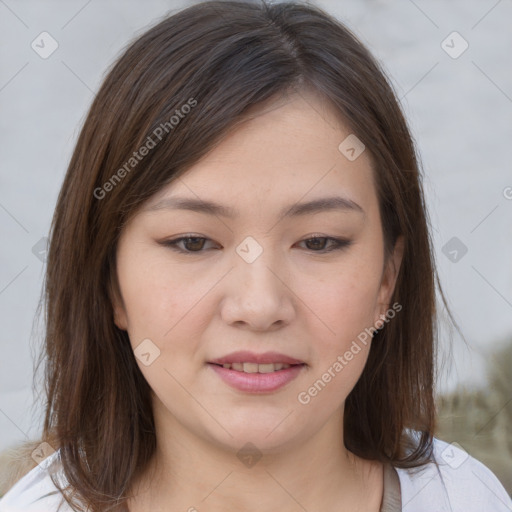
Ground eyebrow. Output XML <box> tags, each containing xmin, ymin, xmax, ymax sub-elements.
<box><xmin>144</xmin><ymin>195</ymin><xmax>365</xmax><ymax>219</ymax></box>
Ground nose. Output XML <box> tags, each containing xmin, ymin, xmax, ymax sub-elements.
<box><xmin>220</xmin><ymin>244</ymin><xmax>295</xmax><ymax>332</ymax></box>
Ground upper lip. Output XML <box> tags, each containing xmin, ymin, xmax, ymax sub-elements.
<box><xmin>209</xmin><ymin>351</ymin><xmax>304</xmax><ymax>365</ymax></box>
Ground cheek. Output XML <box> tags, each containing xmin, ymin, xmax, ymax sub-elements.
<box><xmin>302</xmin><ymin>258</ymin><xmax>382</xmax><ymax>349</ymax></box>
<box><xmin>117</xmin><ymin>245</ymin><xmax>219</xmax><ymax>368</ymax></box>
<box><xmin>116</xmin><ymin>246</ymin><xmax>186</xmax><ymax>339</ymax></box>
<box><xmin>304</xmin><ymin>247</ymin><xmax>385</xmax><ymax>402</ymax></box>
<box><xmin>297</xmin><ymin>275</ymin><xmax>378</xmax><ymax>412</ymax></box>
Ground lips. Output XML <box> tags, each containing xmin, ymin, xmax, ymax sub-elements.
<box><xmin>207</xmin><ymin>351</ymin><xmax>306</xmax><ymax>391</ymax></box>
<box><xmin>208</xmin><ymin>350</ymin><xmax>305</xmax><ymax>366</ymax></box>
<box><xmin>208</xmin><ymin>361</ymin><xmax>305</xmax><ymax>393</ymax></box>
<box><xmin>216</xmin><ymin>362</ymin><xmax>295</xmax><ymax>373</ymax></box>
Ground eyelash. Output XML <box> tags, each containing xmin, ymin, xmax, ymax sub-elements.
<box><xmin>161</xmin><ymin>234</ymin><xmax>352</xmax><ymax>255</ymax></box>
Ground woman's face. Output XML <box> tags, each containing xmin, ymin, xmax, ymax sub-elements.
<box><xmin>112</xmin><ymin>91</ymin><xmax>403</xmax><ymax>454</ymax></box>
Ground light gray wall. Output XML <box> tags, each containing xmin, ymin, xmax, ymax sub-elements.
<box><xmin>1</xmin><ymin>0</ymin><xmax>511</xmax><ymax>452</ymax></box>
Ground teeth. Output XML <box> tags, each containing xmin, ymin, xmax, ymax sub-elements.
<box><xmin>243</xmin><ymin>362</ymin><xmax>259</xmax><ymax>373</ymax></box>
<box><xmin>218</xmin><ymin>362</ymin><xmax>295</xmax><ymax>373</ymax></box>
<box><xmin>258</xmin><ymin>363</ymin><xmax>278</xmax><ymax>373</ymax></box>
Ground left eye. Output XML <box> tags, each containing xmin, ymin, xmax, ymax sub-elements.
<box><xmin>161</xmin><ymin>235</ymin><xmax>351</xmax><ymax>254</ymax></box>
<box><xmin>298</xmin><ymin>236</ymin><xmax>351</xmax><ymax>252</ymax></box>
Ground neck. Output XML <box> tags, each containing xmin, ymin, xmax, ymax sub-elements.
<box><xmin>127</xmin><ymin>399</ymin><xmax>383</xmax><ymax>512</ymax></box>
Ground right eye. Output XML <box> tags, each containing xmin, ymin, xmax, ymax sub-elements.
<box><xmin>161</xmin><ymin>235</ymin><xmax>219</xmax><ymax>254</ymax></box>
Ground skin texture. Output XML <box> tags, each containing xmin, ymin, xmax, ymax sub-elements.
<box><xmin>113</xmin><ymin>90</ymin><xmax>404</xmax><ymax>512</ymax></box>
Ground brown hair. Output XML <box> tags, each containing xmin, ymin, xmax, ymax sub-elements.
<box><xmin>27</xmin><ymin>0</ymin><xmax>456</xmax><ymax>510</ymax></box>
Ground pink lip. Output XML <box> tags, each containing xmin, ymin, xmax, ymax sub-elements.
<box><xmin>208</xmin><ymin>363</ymin><xmax>305</xmax><ymax>393</ymax></box>
<box><xmin>208</xmin><ymin>350</ymin><xmax>304</xmax><ymax>365</ymax></box>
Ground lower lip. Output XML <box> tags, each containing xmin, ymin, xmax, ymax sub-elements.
<box><xmin>208</xmin><ymin>363</ymin><xmax>305</xmax><ymax>393</ymax></box>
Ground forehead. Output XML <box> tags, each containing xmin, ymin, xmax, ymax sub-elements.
<box><xmin>143</xmin><ymin>91</ymin><xmax>377</xmax><ymax>220</ymax></box>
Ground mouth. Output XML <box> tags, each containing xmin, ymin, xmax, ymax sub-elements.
<box><xmin>207</xmin><ymin>361</ymin><xmax>306</xmax><ymax>393</ymax></box>
<box><xmin>208</xmin><ymin>362</ymin><xmax>306</xmax><ymax>373</ymax></box>
<box><xmin>207</xmin><ymin>351</ymin><xmax>306</xmax><ymax>392</ymax></box>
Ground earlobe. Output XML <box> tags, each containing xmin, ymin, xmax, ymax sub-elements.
<box><xmin>109</xmin><ymin>274</ymin><xmax>128</xmax><ymax>331</ymax></box>
<box><xmin>113</xmin><ymin>302</ymin><xmax>128</xmax><ymax>331</ymax></box>
<box><xmin>377</xmin><ymin>235</ymin><xmax>404</xmax><ymax>318</ymax></box>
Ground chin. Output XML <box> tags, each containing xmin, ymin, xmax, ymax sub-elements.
<box><xmin>204</xmin><ymin>421</ymin><xmax>301</xmax><ymax>456</ymax></box>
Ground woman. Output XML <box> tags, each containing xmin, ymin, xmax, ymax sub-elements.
<box><xmin>0</xmin><ymin>1</ymin><xmax>510</xmax><ymax>511</ymax></box>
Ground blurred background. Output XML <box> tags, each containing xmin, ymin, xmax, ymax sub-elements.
<box><xmin>0</xmin><ymin>0</ymin><xmax>511</xmax><ymax>496</ymax></box>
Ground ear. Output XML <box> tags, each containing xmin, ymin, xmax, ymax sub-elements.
<box><xmin>375</xmin><ymin>235</ymin><xmax>404</xmax><ymax>323</ymax></box>
<box><xmin>113</xmin><ymin>300</ymin><xmax>128</xmax><ymax>331</ymax></box>
<box><xmin>109</xmin><ymin>273</ymin><xmax>128</xmax><ymax>331</ymax></box>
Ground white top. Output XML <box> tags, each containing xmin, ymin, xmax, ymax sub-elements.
<box><xmin>0</xmin><ymin>437</ymin><xmax>510</xmax><ymax>511</ymax></box>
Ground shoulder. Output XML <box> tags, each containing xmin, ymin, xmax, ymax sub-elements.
<box><xmin>395</xmin><ymin>436</ymin><xmax>512</xmax><ymax>512</ymax></box>
<box><xmin>0</xmin><ymin>450</ymin><xmax>72</xmax><ymax>512</ymax></box>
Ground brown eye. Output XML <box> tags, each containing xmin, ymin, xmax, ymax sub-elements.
<box><xmin>162</xmin><ymin>236</ymin><xmax>217</xmax><ymax>254</ymax></box>
<box><xmin>298</xmin><ymin>236</ymin><xmax>351</xmax><ymax>253</ymax></box>
<box><xmin>161</xmin><ymin>235</ymin><xmax>351</xmax><ymax>255</ymax></box>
